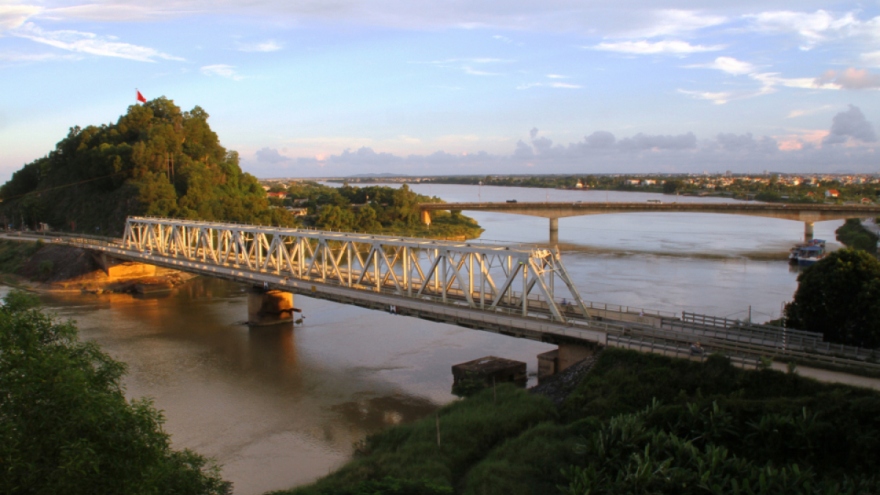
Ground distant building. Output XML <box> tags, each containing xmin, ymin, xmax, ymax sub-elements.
<box><xmin>825</xmin><ymin>189</ymin><xmax>840</xmax><ymax>199</ymax></box>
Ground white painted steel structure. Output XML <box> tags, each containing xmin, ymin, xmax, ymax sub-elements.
<box><xmin>122</xmin><ymin>216</ymin><xmax>591</xmax><ymax>323</ymax></box>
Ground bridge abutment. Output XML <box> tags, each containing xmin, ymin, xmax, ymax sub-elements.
<box><xmin>248</xmin><ymin>288</ymin><xmax>294</xmax><ymax>326</ymax></box>
<box><xmin>549</xmin><ymin>217</ymin><xmax>559</xmax><ymax>244</ymax></box>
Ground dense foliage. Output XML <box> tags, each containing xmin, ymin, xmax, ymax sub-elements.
<box><xmin>0</xmin><ymin>291</ymin><xmax>229</xmax><ymax>495</ymax></box>
<box><xmin>785</xmin><ymin>248</ymin><xmax>880</xmax><ymax>347</ymax></box>
<box><xmin>835</xmin><ymin>218</ymin><xmax>879</xmax><ymax>253</ymax></box>
<box><xmin>276</xmin><ymin>349</ymin><xmax>880</xmax><ymax>494</ymax></box>
<box><xmin>0</xmin><ymin>98</ymin><xmax>293</xmax><ymax>235</ymax></box>
<box><xmin>285</xmin><ymin>182</ymin><xmax>483</xmax><ymax>239</ymax></box>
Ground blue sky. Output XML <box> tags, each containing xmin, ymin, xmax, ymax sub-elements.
<box><xmin>1</xmin><ymin>1</ymin><xmax>879</xmax><ymax>180</ymax></box>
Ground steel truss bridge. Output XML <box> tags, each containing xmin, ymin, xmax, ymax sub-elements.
<box><xmin>121</xmin><ymin>216</ymin><xmax>590</xmax><ymax>324</ymax></box>
<box><xmin>10</xmin><ymin>216</ymin><xmax>878</xmax><ymax>376</ymax></box>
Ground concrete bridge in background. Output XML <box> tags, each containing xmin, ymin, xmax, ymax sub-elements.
<box><xmin>419</xmin><ymin>201</ymin><xmax>880</xmax><ymax>243</ymax></box>
<box><xmin>8</xmin><ymin>214</ymin><xmax>880</xmax><ymax>380</ymax></box>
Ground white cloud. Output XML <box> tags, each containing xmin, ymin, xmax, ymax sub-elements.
<box><xmin>699</xmin><ymin>56</ymin><xmax>756</xmax><ymax>76</ymax></box>
<box><xmin>0</xmin><ymin>4</ymin><xmax>40</xmax><ymax>32</ymax></box>
<box><xmin>0</xmin><ymin>50</ymin><xmax>77</xmax><ymax>63</ymax></box>
<box><xmin>684</xmin><ymin>56</ymin><xmax>841</xmax><ymax>104</ymax></box>
<box><xmin>237</xmin><ymin>40</ymin><xmax>282</xmax><ymax>52</ymax></box>
<box><xmin>816</xmin><ymin>68</ymin><xmax>880</xmax><ymax>90</ymax></box>
<box><xmin>750</xmin><ymin>10</ymin><xmax>860</xmax><ymax>50</ymax></box>
<box><xmin>677</xmin><ymin>89</ymin><xmax>732</xmax><ymax>105</ymax></box>
<box><xmin>201</xmin><ymin>64</ymin><xmax>243</xmax><ymax>80</ymax></box>
<box><xmin>625</xmin><ymin>9</ymin><xmax>727</xmax><ymax>38</ymax></box>
<box><xmin>41</xmin><ymin>4</ymin><xmax>170</xmax><ymax>22</ymax></box>
<box><xmin>12</xmin><ymin>22</ymin><xmax>183</xmax><ymax>62</ymax></box>
<box><xmin>546</xmin><ymin>74</ymin><xmax>566</xmax><ymax>79</ymax></box>
<box><xmin>594</xmin><ymin>40</ymin><xmax>724</xmax><ymax>55</ymax></box>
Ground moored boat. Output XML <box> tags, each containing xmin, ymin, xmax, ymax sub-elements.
<box><xmin>794</xmin><ymin>239</ymin><xmax>826</xmax><ymax>266</ymax></box>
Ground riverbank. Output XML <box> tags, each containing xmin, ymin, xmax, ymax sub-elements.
<box><xmin>0</xmin><ymin>239</ymin><xmax>195</xmax><ymax>294</ymax></box>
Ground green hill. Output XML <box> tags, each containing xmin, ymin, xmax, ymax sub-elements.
<box><xmin>1</xmin><ymin>98</ymin><xmax>293</xmax><ymax>235</ymax></box>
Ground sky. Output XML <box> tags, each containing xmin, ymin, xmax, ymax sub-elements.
<box><xmin>1</xmin><ymin>1</ymin><xmax>879</xmax><ymax>180</ymax></box>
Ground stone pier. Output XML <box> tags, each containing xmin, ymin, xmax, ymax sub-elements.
<box><xmin>247</xmin><ymin>288</ymin><xmax>295</xmax><ymax>326</ymax></box>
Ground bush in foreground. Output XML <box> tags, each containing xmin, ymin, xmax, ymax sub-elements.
<box><xmin>0</xmin><ymin>291</ymin><xmax>229</xmax><ymax>495</ymax></box>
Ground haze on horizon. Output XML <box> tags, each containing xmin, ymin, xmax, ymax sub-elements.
<box><xmin>1</xmin><ymin>0</ymin><xmax>878</xmax><ymax>182</ymax></box>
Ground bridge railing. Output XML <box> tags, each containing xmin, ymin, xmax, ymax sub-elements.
<box><xmin>682</xmin><ymin>311</ymin><xmax>879</xmax><ymax>362</ymax></box>
<box><xmin>607</xmin><ymin>334</ymin><xmax>761</xmax><ymax>370</ymax></box>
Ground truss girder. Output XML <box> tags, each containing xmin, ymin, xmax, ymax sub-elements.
<box><xmin>121</xmin><ymin>216</ymin><xmax>587</xmax><ymax>323</ymax></box>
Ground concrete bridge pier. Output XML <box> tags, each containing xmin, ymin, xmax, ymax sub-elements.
<box><xmin>538</xmin><ymin>341</ymin><xmax>601</xmax><ymax>381</ymax></box>
<box><xmin>248</xmin><ymin>287</ymin><xmax>295</xmax><ymax>326</ymax></box>
<box><xmin>420</xmin><ymin>209</ymin><xmax>432</xmax><ymax>226</ymax></box>
<box><xmin>549</xmin><ymin>217</ymin><xmax>559</xmax><ymax>245</ymax></box>
<box><xmin>804</xmin><ymin>221</ymin><xmax>814</xmax><ymax>242</ymax></box>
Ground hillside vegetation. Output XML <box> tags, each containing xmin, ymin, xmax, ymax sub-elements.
<box><xmin>0</xmin><ymin>98</ymin><xmax>293</xmax><ymax>235</ymax></box>
<box><xmin>279</xmin><ymin>181</ymin><xmax>483</xmax><ymax>239</ymax></box>
<box><xmin>276</xmin><ymin>349</ymin><xmax>880</xmax><ymax>495</ymax></box>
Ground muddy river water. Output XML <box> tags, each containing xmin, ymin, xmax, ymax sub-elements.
<box><xmin>7</xmin><ymin>185</ymin><xmax>845</xmax><ymax>494</ymax></box>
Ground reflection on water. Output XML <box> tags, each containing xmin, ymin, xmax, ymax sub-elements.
<box><xmin>1</xmin><ymin>185</ymin><xmax>846</xmax><ymax>494</ymax></box>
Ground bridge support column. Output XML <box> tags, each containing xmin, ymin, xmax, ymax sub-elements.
<box><xmin>549</xmin><ymin>217</ymin><xmax>559</xmax><ymax>245</ymax></box>
<box><xmin>248</xmin><ymin>288</ymin><xmax>294</xmax><ymax>326</ymax></box>
<box><xmin>420</xmin><ymin>209</ymin><xmax>432</xmax><ymax>226</ymax></box>
<box><xmin>804</xmin><ymin>221</ymin><xmax>814</xmax><ymax>242</ymax></box>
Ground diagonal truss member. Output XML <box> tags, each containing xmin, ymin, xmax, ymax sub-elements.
<box><xmin>123</xmin><ymin>216</ymin><xmax>591</xmax><ymax>323</ymax></box>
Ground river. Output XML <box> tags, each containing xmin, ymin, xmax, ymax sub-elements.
<box><xmin>5</xmin><ymin>184</ymin><xmax>845</xmax><ymax>494</ymax></box>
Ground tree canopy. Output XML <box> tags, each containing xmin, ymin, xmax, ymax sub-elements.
<box><xmin>785</xmin><ymin>248</ymin><xmax>880</xmax><ymax>347</ymax></box>
<box><xmin>0</xmin><ymin>290</ymin><xmax>229</xmax><ymax>494</ymax></box>
<box><xmin>0</xmin><ymin>98</ymin><xmax>293</xmax><ymax>235</ymax></box>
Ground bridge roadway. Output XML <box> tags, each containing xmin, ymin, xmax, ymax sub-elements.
<box><xmin>419</xmin><ymin>201</ymin><xmax>880</xmax><ymax>243</ymax></box>
<box><xmin>7</xmin><ymin>217</ymin><xmax>880</xmax><ymax>380</ymax></box>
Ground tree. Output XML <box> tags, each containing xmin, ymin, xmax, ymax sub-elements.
<box><xmin>0</xmin><ymin>291</ymin><xmax>230</xmax><ymax>495</ymax></box>
<box><xmin>785</xmin><ymin>249</ymin><xmax>880</xmax><ymax>347</ymax></box>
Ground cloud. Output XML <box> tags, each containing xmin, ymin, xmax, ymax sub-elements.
<box><xmin>697</xmin><ymin>56</ymin><xmax>756</xmax><ymax>76</ymax></box>
<box><xmin>677</xmin><ymin>89</ymin><xmax>733</xmax><ymax>105</ymax></box>
<box><xmin>593</xmin><ymin>40</ymin><xmax>723</xmax><ymax>55</ymax></box>
<box><xmin>11</xmin><ymin>22</ymin><xmax>182</xmax><ymax>62</ymax></box>
<box><xmin>683</xmin><ymin>56</ymin><xmax>839</xmax><ymax>104</ymax></box>
<box><xmin>583</xmin><ymin>131</ymin><xmax>615</xmax><ymax>148</ymax></box>
<box><xmin>201</xmin><ymin>64</ymin><xmax>243</xmax><ymax>80</ymax></box>
<box><xmin>242</xmin><ymin>125</ymin><xmax>880</xmax><ymax>178</ymax></box>
<box><xmin>256</xmin><ymin>147</ymin><xmax>291</xmax><ymax>164</ymax></box>
<box><xmin>617</xmin><ymin>132</ymin><xmax>697</xmax><ymax>151</ymax></box>
<box><xmin>815</xmin><ymin>68</ymin><xmax>880</xmax><ymax>90</ymax></box>
<box><xmin>0</xmin><ymin>4</ymin><xmax>40</xmax><ymax>32</ymax></box>
<box><xmin>41</xmin><ymin>4</ymin><xmax>170</xmax><ymax>22</ymax></box>
<box><xmin>749</xmin><ymin>10</ymin><xmax>860</xmax><ymax>50</ymax></box>
<box><xmin>237</xmin><ymin>40</ymin><xmax>282</xmax><ymax>52</ymax></box>
<box><xmin>625</xmin><ymin>9</ymin><xmax>727</xmax><ymax>38</ymax></box>
<box><xmin>716</xmin><ymin>133</ymin><xmax>778</xmax><ymax>153</ymax></box>
<box><xmin>823</xmin><ymin>105</ymin><xmax>877</xmax><ymax>145</ymax></box>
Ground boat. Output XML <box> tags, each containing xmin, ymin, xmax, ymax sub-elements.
<box><xmin>793</xmin><ymin>239</ymin><xmax>826</xmax><ymax>266</ymax></box>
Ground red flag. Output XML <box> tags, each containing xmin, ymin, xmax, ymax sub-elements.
<box><xmin>136</xmin><ymin>90</ymin><xmax>146</xmax><ymax>103</ymax></box>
